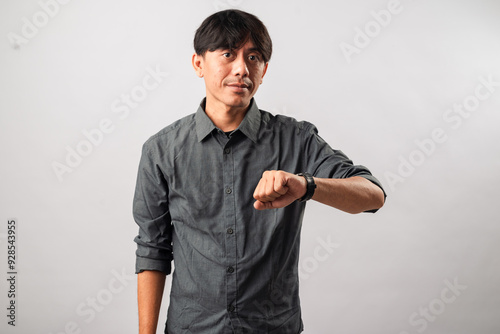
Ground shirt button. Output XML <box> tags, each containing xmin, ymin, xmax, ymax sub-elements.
<box><xmin>228</xmin><ymin>304</ymin><xmax>235</xmax><ymax>312</ymax></box>
<box><xmin>227</xmin><ymin>266</ymin><xmax>234</xmax><ymax>273</ymax></box>
<box><xmin>227</xmin><ymin>227</ymin><xmax>234</xmax><ymax>234</ymax></box>
<box><xmin>225</xmin><ymin>188</ymin><xmax>232</xmax><ymax>194</ymax></box>
<box><xmin>224</xmin><ymin>148</ymin><xmax>231</xmax><ymax>154</ymax></box>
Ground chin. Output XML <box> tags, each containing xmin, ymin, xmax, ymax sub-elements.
<box><xmin>226</xmin><ymin>96</ymin><xmax>251</xmax><ymax>108</ymax></box>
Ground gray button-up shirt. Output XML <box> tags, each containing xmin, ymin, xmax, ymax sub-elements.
<box><xmin>133</xmin><ymin>98</ymin><xmax>385</xmax><ymax>334</ymax></box>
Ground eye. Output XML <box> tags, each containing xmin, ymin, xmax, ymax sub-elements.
<box><xmin>249</xmin><ymin>55</ymin><xmax>259</xmax><ymax>61</ymax></box>
<box><xmin>222</xmin><ymin>52</ymin><xmax>232</xmax><ymax>58</ymax></box>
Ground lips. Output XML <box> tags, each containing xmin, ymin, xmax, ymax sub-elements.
<box><xmin>226</xmin><ymin>80</ymin><xmax>252</xmax><ymax>92</ymax></box>
<box><xmin>227</xmin><ymin>83</ymin><xmax>249</xmax><ymax>89</ymax></box>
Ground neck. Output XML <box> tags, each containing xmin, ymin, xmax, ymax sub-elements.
<box><xmin>204</xmin><ymin>98</ymin><xmax>250</xmax><ymax>132</ymax></box>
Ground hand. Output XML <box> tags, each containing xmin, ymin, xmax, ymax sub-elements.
<box><xmin>253</xmin><ymin>170</ymin><xmax>307</xmax><ymax>210</ymax></box>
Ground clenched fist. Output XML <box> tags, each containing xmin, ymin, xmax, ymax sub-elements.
<box><xmin>253</xmin><ymin>170</ymin><xmax>307</xmax><ymax>210</ymax></box>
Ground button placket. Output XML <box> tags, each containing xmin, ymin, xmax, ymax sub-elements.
<box><xmin>222</xmin><ymin>142</ymin><xmax>238</xmax><ymax>318</ymax></box>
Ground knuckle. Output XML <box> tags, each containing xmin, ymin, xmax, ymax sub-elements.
<box><xmin>263</xmin><ymin>170</ymin><xmax>276</xmax><ymax>176</ymax></box>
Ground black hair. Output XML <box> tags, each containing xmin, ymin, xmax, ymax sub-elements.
<box><xmin>194</xmin><ymin>10</ymin><xmax>272</xmax><ymax>63</ymax></box>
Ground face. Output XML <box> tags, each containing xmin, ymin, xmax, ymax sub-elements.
<box><xmin>192</xmin><ymin>39</ymin><xmax>268</xmax><ymax>112</ymax></box>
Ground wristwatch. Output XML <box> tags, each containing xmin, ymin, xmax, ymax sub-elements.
<box><xmin>297</xmin><ymin>172</ymin><xmax>316</xmax><ymax>202</ymax></box>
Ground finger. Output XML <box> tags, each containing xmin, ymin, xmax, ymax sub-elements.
<box><xmin>255</xmin><ymin>172</ymin><xmax>281</xmax><ymax>202</ymax></box>
<box><xmin>254</xmin><ymin>175</ymin><xmax>273</xmax><ymax>201</ymax></box>
<box><xmin>264</xmin><ymin>173</ymin><xmax>279</xmax><ymax>200</ymax></box>
<box><xmin>264</xmin><ymin>171</ymin><xmax>289</xmax><ymax>200</ymax></box>
<box><xmin>273</xmin><ymin>172</ymin><xmax>289</xmax><ymax>196</ymax></box>
<box><xmin>253</xmin><ymin>177</ymin><xmax>266</xmax><ymax>200</ymax></box>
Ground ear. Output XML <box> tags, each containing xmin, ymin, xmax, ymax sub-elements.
<box><xmin>260</xmin><ymin>62</ymin><xmax>269</xmax><ymax>84</ymax></box>
<box><xmin>192</xmin><ymin>53</ymin><xmax>204</xmax><ymax>78</ymax></box>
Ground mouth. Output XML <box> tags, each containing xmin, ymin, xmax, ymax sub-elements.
<box><xmin>226</xmin><ymin>82</ymin><xmax>251</xmax><ymax>93</ymax></box>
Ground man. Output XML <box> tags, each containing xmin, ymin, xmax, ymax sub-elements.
<box><xmin>133</xmin><ymin>9</ymin><xmax>385</xmax><ymax>334</ymax></box>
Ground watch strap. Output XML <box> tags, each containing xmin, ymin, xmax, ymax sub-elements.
<box><xmin>297</xmin><ymin>172</ymin><xmax>316</xmax><ymax>202</ymax></box>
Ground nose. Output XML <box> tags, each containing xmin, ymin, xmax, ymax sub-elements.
<box><xmin>232</xmin><ymin>54</ymin><xmax>249</xmax><ymax>77</ymax></box>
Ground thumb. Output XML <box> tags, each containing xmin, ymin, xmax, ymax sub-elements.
<box><xmin>254</xmin><ymin>200</ymin><xmax>273</xmax><ymax>210</ymax></box>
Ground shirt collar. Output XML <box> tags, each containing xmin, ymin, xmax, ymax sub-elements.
<box><xmin>195</xmin><ymin>98</ymin><xmax>261</xmax><ymax>143</ymax></box>
<box><xmin>195</xmin><ymin>99</ymin><xmax>216</xmax><ymax>142</ymax></box>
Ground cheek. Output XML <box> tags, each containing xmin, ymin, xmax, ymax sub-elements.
<box><xmin>210</xmin><ymin>68</ymin><xmax>227</xmax><ymax>87</ymax></box>
<box><xmin>251</xmin><ymin>71</ymin><xmax>264</xmax><ymax>85</ymax></box>
<box><xmin>205</xmin><ymin>70</ymin><xmax>223</xmax><ymax>89</ymax></box>
<box><xmin>252</xmin><ymin>66</ymin><xmax>265</xmax><ymax>80</ymax></box>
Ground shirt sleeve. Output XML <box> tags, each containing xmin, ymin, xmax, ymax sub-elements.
<box><xmin>133</xmin><ymin>142</ymin><xmax>173</xmax><ymax>274</ymax></box>
<box><xmin>302</xmin><ymin>123</ymin><xmax>386</xmax><ymax>212</ymax></box>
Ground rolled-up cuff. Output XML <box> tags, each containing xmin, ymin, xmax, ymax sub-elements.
<box><xmin>135</xmin><ymin>256</ymin><xmax>172</xmax><ymax>275</ymax></box>
<box><xmin>358</xmin><ymin>174</ymin><xmax>387</xmax><ymax>213</ymax></box>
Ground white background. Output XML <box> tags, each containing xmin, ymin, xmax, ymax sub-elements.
<box><xmin>1</xmin><ymin>0</ymin><xmax>500</xmax><ymax>333</ymax></box>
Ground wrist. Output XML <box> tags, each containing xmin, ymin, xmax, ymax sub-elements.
<box><xmin>297</xmin><ymin>172</ymin><xmax>316</xmax><ymax>202</ymax></box>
